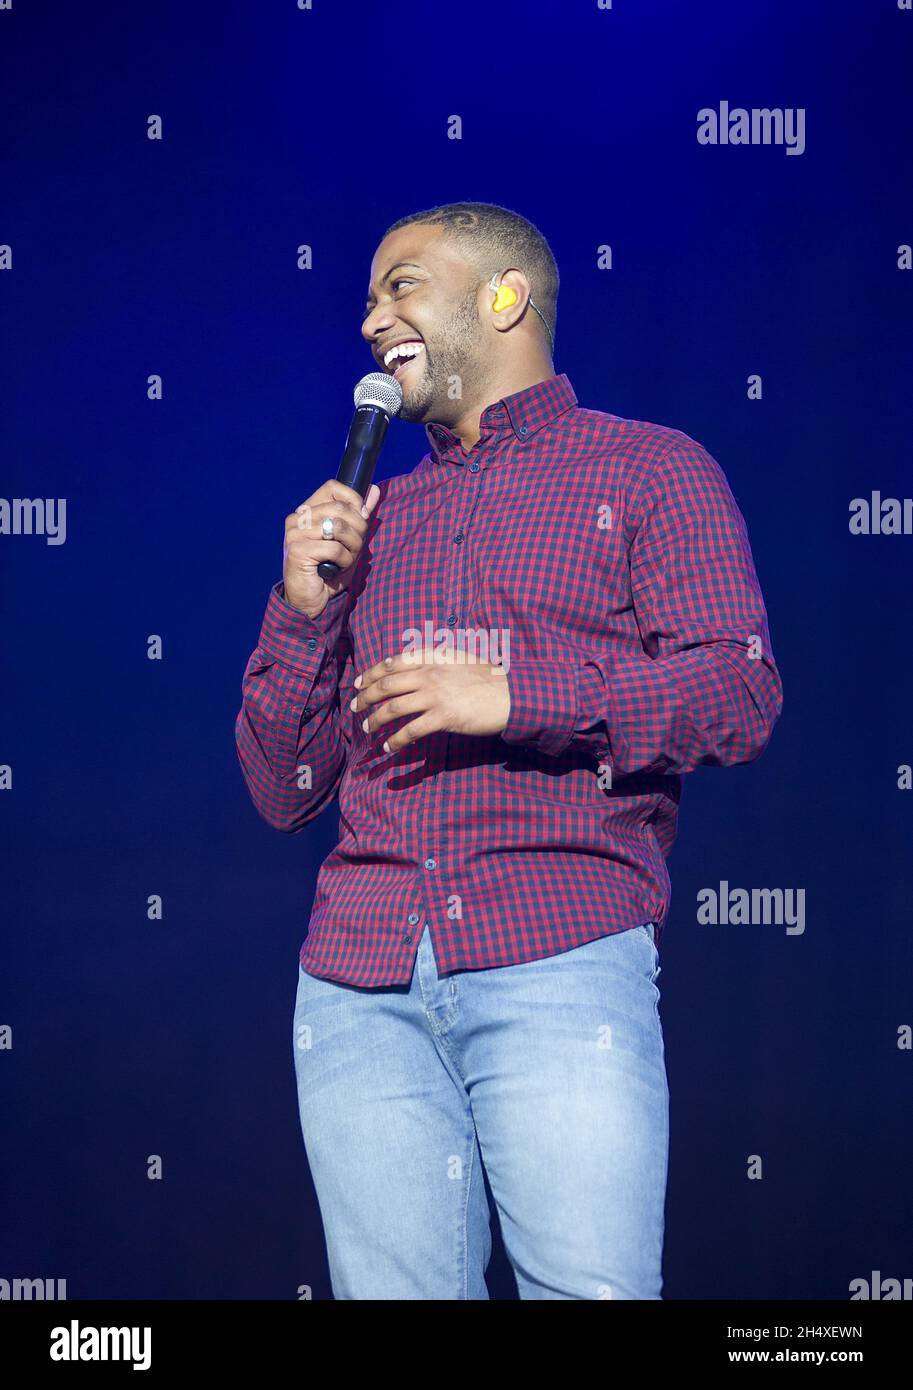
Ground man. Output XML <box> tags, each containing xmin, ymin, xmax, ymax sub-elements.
<box><xmin>235</xmin><ymin>201</ymin><xmax>783</xmax><ymax>1300</ymax></box>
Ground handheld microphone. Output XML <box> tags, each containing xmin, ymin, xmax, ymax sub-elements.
<box><xmin>316</xmin><ymin>372</ymin><xmax>403</xmax><ymax>581</ymax></box>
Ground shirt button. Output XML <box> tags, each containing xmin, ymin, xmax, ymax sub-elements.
<box><xmin>469</xmin><ymin>461</ymin><xmax>480</xmax><ymax>473</ymax></box>
<box><xmin>424</xmin><ymin>857</ymin><xmax>437</xmax><ymax>870</ymax></box>
<box><xmin>306</xmin><ymin>638</ymin><xmax>317</xmax><ymax>651</ymax></box>
<box><xmin>446</xmin><ymin>612</ymin><xmax>457</xmax><ymax>627</ymax></box>
<box><xmin>403</xmin><ymin>933</ymin><xmax>413</xmax><ymax>945</ymax></box>
<box><xmin>518</xmin><ymin>425</ymin><xmax>529</xmax><ymax>437</ymax></box>
<box><xmin>407</xmin><ymin>912</ymin><xmax>420</xmax><ymax>925</ymax></box>
<box><xmin>454</xmin><ymin>531</ymin><xmax>463</xmax><ymax>544</ymax></box>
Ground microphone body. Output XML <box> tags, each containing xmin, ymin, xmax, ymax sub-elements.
<box><xmin>317</xmin><ymin>373</ymin><xmax>402</xmax><ymax>581</ymax></box>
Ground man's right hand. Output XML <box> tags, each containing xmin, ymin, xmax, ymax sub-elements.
<box><xmin>282</xmin><ymin>480</ymin><xmax>381</xmax><ymax>620</ymax></box>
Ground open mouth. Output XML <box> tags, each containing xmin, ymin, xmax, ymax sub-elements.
<box><xmin>382</xmin><ymin>341</ymin><xmax>426</xmax><ymax>380</ymax></box>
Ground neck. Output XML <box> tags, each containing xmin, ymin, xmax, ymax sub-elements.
<box><xmin>447</xmin><ymin>360</ymin><xmax>555</xmax><ymax>450</ymax></box>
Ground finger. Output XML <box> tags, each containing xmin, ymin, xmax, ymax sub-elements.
<box><xmin>287</xmin><ymin>501</ymin><xmax>364</xmax><ymax>539</ymax></box>
<box><xmin>288</xmin><ymin>497</ymin><xmax>366</xmax><ymax>548</ymax></box>
<box><xmin>360</xmin><ymin>483</ymin><xmax>381</xmax><ymax>518</ymax></box>
<box><xmin>355</xmin><ymin>649</ymin><xmax>432</xmax><ymax>690</ymax></box>
<box><xmin>305</xmin><ymin>480</ymin><xmax>371</xmax><ymax>514</ymax></box>
<box><xmin>288</xmin><ymin>516</ymin><xmax>361</xmax><ymax>554</ymax></box>
<box><xmin>285</xmin><ymin>536</ymin><xmax>353</xmax><ymax>569</ymax></box>
<box><xmin>355</xmin><ymin>653</ymin><xmax>399</xmax><ymax>690</ymax></box>
<box><xmin>360</xmin><ymin>688</ymin><xmax>431</xmax><ymax>735</ymax></box>
<box><xmin>382</xmin><ymin>712</ymin><xmax>441</xmax><ymax>753</ymax></box>
<box><xmin>352</xmin><ymin>667</ymin><xmax>423</xmax><ymax>713</ymax></box>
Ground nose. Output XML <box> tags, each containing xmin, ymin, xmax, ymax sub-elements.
<box><xmin>361</xmin><ymin>301</ymin><xmax>397</xmax><ymax>347</ymax></box>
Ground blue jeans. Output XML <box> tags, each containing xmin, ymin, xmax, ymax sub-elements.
<box><xmin>291</xmin><ymin>922</ymin><xmax>669</xmax><ymax>1299</ymax></box>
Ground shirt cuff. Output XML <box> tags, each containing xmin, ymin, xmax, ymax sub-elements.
<box><xmin>256</xmin><ymin>581</ymin><xmax>350</xmax><ymax>673</ymax></box>
<box><xmin>500</xmin><ymin>658</ymin><xmax>581</xmax><ymax>756</ymax></box>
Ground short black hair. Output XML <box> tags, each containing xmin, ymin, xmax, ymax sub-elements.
<box><xmin>383</xmin><ymin>200</ymin><xmax>559</xmax><ymax>350</ymax></box>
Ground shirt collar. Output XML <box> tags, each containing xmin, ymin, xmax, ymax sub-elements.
<box><xmin>423</xmin><ymin>372</ymin><xmax>578</xmax><ymax>466</ymax></box>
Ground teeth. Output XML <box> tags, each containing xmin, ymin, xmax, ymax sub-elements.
<box><xmin>383</xmin><ymin>342</ymin><xmax>425</xmax><ymax>370</ymax></box>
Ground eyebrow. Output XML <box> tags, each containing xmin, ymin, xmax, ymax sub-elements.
<box><xmin>363</xmin><ymin>261</ymin><xmax>424</xmax><ymax>311</ymax></box>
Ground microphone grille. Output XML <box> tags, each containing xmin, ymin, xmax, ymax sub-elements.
<box><xmin>354</xmin><ymin>372</ymin><xmax>403</xmax><ymax>417</ymax></box>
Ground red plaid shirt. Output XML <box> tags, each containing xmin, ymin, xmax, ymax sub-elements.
<box><xmin>235</xmin><ymin>373</ymin><xmax>783</xmax><ymax>985</ymax></box>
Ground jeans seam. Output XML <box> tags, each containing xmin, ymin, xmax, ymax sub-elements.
<box><xmin>460</xmin><ymin>1121</ymin><xmax>480</xmax><ymax>1300</ymax></box>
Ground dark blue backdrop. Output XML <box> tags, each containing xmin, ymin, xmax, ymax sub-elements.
<box><xmin>2</xmin><ymin>0</ymin><xmax>911</xmax><ymax>1301</ymax></box>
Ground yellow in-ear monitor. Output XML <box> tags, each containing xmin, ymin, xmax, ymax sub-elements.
<box><xmin>488</xmin><ymin>271</ymin><xmax>555</xmax><ymax>354</ymax></box>
<box><xmin>490</xmin><ymin>274</ymin><xmax>519</xmax><ymax>312</ymax></box>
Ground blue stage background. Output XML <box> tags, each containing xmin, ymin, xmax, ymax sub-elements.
<box><xmin>2</xmin><ymin>0</ymin><xmax>911</xmax><ymax>1300</ymax></box>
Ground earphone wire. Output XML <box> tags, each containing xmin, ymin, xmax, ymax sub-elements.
<box><xmin>527</xmin><ymin>299</ymin><xmax>555</xmax><ymax>355</ymax></box>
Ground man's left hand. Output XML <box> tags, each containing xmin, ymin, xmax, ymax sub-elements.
<box><xmin>351</xmin><ymin>650</ymin><xmax>511</xmax><ymax>753</ymax></box>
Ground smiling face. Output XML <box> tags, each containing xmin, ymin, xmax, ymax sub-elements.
<box><xmin>361</xmin><ymin>223</ymin><xmax>493</xmax><ymax>425</ymax></box>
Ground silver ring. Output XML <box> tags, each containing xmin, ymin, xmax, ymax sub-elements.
<box><xmin>322</xmin><ymin>516</ymin><xmax>335</xmax><ymax>540</ymax></box>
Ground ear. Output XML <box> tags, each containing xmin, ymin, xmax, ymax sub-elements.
<box><xmin>487</xmin><ymin>269</ymin><xmax>529</xmax><ymax>332</ymax></box>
